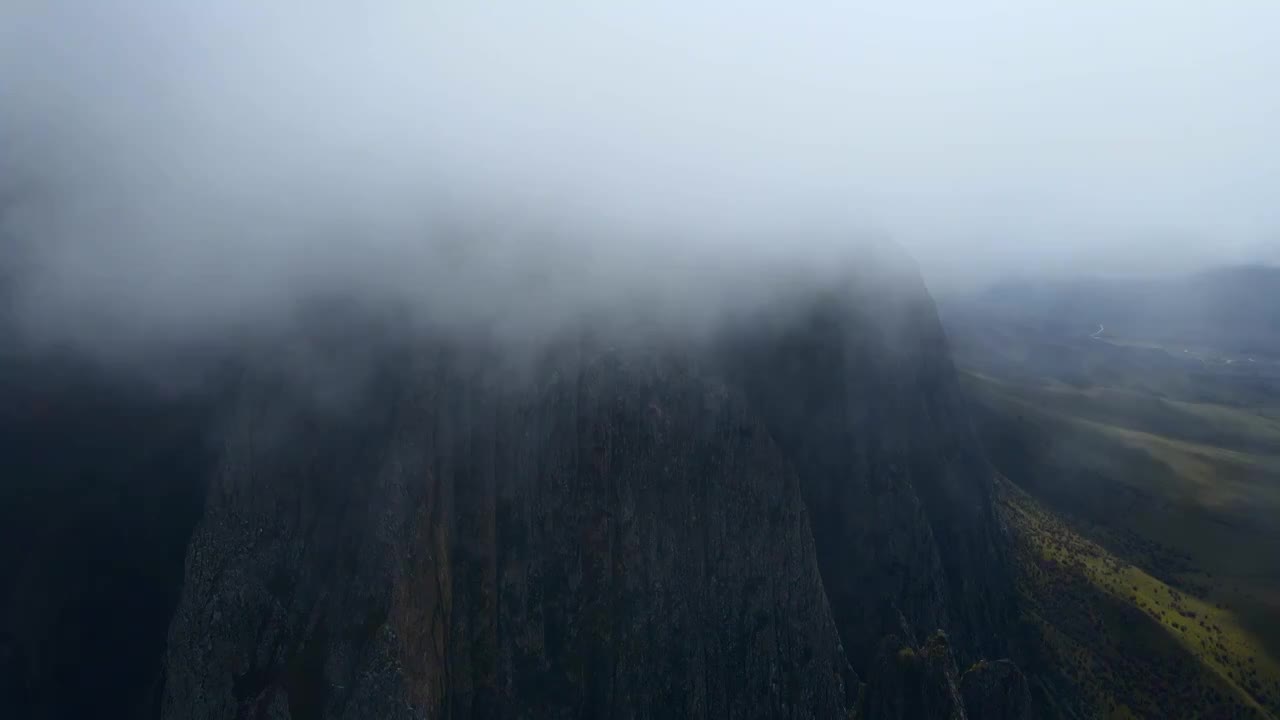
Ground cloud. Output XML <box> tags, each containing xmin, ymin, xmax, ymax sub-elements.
<box><xmin>2</xmin><ymin>0</ymin><xmax>1277</xmax><ymax>359</ymax></box>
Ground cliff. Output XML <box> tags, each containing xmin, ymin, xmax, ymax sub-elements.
<box><xmin>159</xmin><ymin>252</ymin><xmax>1019</xmax><ymax>718</ymax></box>
<box><xmin>1</xmin><ymin>247</ymin><xmax>1027</xmax><ymax>719</ymax></box>
<box><xmin>161</xmin><ymin>339</ymin><xmax>863</xmax><ymax>718</ymax></box>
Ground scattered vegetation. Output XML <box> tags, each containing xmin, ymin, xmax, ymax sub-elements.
<box><xmin>1001</xmin><ymin>479</ymin><xmax>1280</xmax><ymax>718</ymax></box>
<box><xmin>944</xmin><ymin>269</ymin><xmax>1280</xmax><ymax>717</ymax></box>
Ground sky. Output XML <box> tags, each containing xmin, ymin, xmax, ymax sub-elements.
<box><xmin>2</xmin><ymin>1</ymin><xmax>1278</xmax><ymax>354</ymax></box>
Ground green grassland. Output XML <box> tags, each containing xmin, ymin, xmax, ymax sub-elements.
<box><xmin>1002</xmin><ymin>479</ymin><xmax>1280</xmax><ymax>718</ymax></box>
<box><xmin>961</xmin><ymin>363</ymin><xmax>1280</xmax><ymax>717</ymax></box>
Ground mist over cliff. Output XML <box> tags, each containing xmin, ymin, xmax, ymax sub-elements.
<box><xmin>4</xmin><ymin>1</ymin><xmax>1278</xmax><ymax>372</ymax></box>
<box><xmin>9</xmin><ymin>4</ymin><xmax>1280</xmax><ymax>718</ymax></box>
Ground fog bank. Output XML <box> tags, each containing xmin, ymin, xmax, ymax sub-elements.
<box><xmin>3</xmin><ymin>1</ymin><xmax>1277</xmax><ymax>359</ymax></box>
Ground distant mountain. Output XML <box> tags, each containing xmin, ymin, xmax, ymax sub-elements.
<box><xmin>963</xmin><ymin>265</ymin><xmax>1280</xmax><ymax>357</ymax></box>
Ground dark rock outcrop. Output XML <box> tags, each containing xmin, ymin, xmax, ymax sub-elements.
<box><xmin>863</xmin><ymin>631</ymin><xmax>966</xmax><ymax>720</ymax></box>
<box><xmin>960</xmin><ymin>659</ymin><xmax>1033</xmax><ymax>720</ymax></box>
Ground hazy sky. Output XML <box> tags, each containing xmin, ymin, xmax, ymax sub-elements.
<box><xmin>2</xmin><ymin>1</ymin><xmax>1278</xmax><ymax>351</ymax></box>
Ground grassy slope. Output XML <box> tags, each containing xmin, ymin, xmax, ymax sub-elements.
<box><xmin>969</xmin><ymin>373</ymin><xmax>1280</xmax><ymax>521</ymax></box>
<box><xmin>1001</xmin><ymin>479</ymin><xmax>1280</xmax><ymax>718</ymax></box>
<box><xmin>964</xmin><ymin>370</ymin><xmax>1280</xmax><ymax>717</ymax></box>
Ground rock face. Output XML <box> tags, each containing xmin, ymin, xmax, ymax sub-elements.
<box><xmin>160</xmin><ymin>342</ymin><xmax>862</xmax><ymax>719</ymax></box>
<box><xmin>961</xmin><ymin>660</ymin><xmax>1033</xmax><ymax>720</ymax></box>
<box><xmin>150</xmin><ymin>249</ymin><xmax>1018</xmax><ymax>718</ymax></box>
<box><xmin>721</xmin><ymin>255</ymin><xmax>1016</xmax><ymax>671</ymax></box>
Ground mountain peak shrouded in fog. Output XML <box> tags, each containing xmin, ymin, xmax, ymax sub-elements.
<box><xmin>3</xmin><ymin>0</ymin><xmax>1279</xmax><ymax>363</ymax></box>
<box><xmin>4</xmin><ymin>5</ymin><xmax>1280</xmax><ymax>719</ymax></box>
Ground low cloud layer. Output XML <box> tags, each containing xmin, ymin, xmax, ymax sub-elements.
<box><xmin>3</xmin><ymin>1</ymin><xmax>1278</xmax><ymax>359</ymax></box>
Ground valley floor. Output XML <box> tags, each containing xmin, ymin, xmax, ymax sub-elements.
<box><xmin>955</xmin><ymin>330</ymin><xmax>1280</xmax><ymax>717</ymax></box>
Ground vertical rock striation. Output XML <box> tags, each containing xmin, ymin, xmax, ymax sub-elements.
<box><xmin>161</xmin><ymin>342</ymin><xmax>862</xmax><ymax>719</ymax></box>
<box><xmin>720</xmin><ymin>251</ymin><xmax>1016</xmax><ymax>672</ymax></box>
